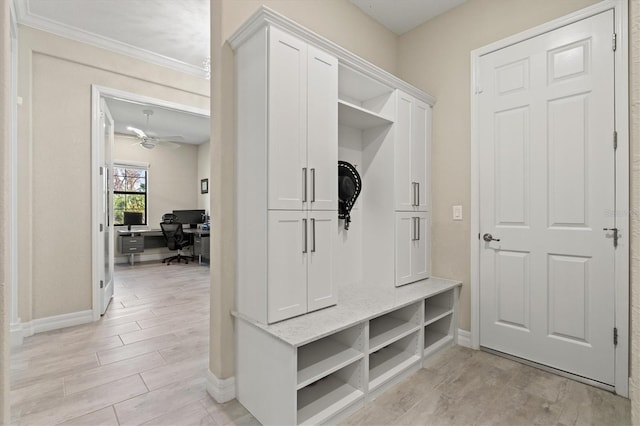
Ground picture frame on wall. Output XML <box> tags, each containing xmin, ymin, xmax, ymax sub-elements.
<box><xmin>201</xmin><ymin>178</ymin><xmax>209</xmax><ymax>194</ymax></box>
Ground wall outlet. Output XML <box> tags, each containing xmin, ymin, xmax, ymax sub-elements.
<box><xmin>453</xmin><ymin>205</ymin><xmax>463</xmax><ymax>221</ymax></box>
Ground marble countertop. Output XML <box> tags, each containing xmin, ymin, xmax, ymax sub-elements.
<box><xmin>233</xmin><ymin>277</ymin><xmax>461</xmax><ymax>347</ymax></box>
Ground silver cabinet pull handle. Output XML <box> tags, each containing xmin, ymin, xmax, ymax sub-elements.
<box><xmin>303</xmin><ymin>218</ymin><xmax>308</xmax><ymax>253</ymax></box>
<box><xmin>311</xmin><ymin>168</ymin><xmax>316</xmax><ymax>202</ymax></box>
<box><xmin>302</xmin><ymin>168</ymin><xmax>307</xmax><ymax>202</ymax></box>
<box><xmin>311</xmin><ymin>218</ymin><xmax>316</xmax><ymax>252</ymax></box>
<box><xmin>417</xmin><ymin>182</ymin><xmax>420</xmax><ymax>207</ymax></box>
<box><xmin>412</xmin><ymin>217</ymin><xmax>417</xmax><ymax>241</ymax></box>
<box><xmin>417</xmin><ymin>217</ymin><xmax>420</xmax><ymax>241</ymax></box>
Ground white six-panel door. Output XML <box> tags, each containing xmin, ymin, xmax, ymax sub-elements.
<box><xmin>478</xmin><ymin>10</ymin><xmax>616</xmax><ymax>385</ymax></box>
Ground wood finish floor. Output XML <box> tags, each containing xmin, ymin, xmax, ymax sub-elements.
<box><xmin>10</xmin><ymin>262</ymin><xmax>630</xmax><ymax>425</ymax></box>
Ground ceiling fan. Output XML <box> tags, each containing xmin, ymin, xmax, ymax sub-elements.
<box><xmin>127</xmin><ymin>109</ymin><xmax>184</xmax><ymax>149</ymax></box>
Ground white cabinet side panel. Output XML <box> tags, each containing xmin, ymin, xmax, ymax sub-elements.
<box><xmin>236</xmin><ymin>320</ymin><xmax>297</xmax><ymax>425</ymax></box>
<box><xmin>236</xmin><ymin>28</ymin><xmax>269</xmax><ymax>322</ymax></box>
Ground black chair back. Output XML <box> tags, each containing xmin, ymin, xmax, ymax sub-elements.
<box><xmin>160</xmin><ymin>222</ymin><xmax>185</xmax><ymax>251</ymax></box>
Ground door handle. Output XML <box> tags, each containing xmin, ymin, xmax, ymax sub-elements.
<box><xmin>603</xmin><ymin>228</ymin><xmax>619</xmax><ymax>247</ymax></box>
<box><xmin>303</xmin><ymin>218</ymin><xmax>308</xmax><ymax>253</ymax></box>
<box><xmin>483</xmin><ymin>233</ymin><xmax>500</xmax><ymax>242</ymax></box>
<box><xmin>311</xmin><ymin>168</ymin><xmax>316</xmax><ymax>202</ymax></box>
<box><xmin>311</xmin><ymin>218</ymin><xmax>316</xmax><ymax>252</ymax></box>
<box><xmin>302</xmin><ymin>168</ymin><xmax>307</xmax><ymax>203</ymax></box>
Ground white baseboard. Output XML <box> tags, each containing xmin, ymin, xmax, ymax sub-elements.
<box><xmin>457</xmin><ymin>328</ymin><xmax>472</xmax><ymax>348</ymax></box>
<box><xmin>206</xmin><ymin>369</ymin><xmax>236</xmax><ymax>403</ymax></box>
<box><xmin>10</xmin><ymin>321</ymin><xmax>24</xmax><ymax>347</ymax></box>
<box><xmin>12</xmin><ymin>310</ymin><xmax>94</xmax><ymax>345</ymax></box>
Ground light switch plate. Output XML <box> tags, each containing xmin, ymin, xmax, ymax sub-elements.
<box><xmin>453</xmin><ymin>205</ymin><xmax>463</xmax><ymax>221</ymax></box>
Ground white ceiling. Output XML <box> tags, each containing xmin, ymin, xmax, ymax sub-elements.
<box><xmin>105</xmin><ymin>97</ymin><xmax>210</xmax><ymax>145</ymax></box>
<box><xmin>14</xmin><ymin>0</ymin><xmax>210</xmax><ymax>77</ymax></box>
<box><xmin>350</xmin><ymin>0</ymin><xmax>467</xmax><ymax>35</ymax></box>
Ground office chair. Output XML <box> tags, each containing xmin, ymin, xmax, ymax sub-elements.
<box><xmin>160</xmin><ymin>221</ymin><xmax>192</xmax><ymax>265</ymax></box>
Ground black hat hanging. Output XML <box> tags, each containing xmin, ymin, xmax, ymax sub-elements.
<box><xmin>338</xmin><ymin>161</ymin><xmax>361</xmax><ymax>230</ymax></box>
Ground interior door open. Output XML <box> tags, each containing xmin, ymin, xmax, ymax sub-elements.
<box><xmin>478</xmin><ymin>10</ymin><xmax>616</xmax><ymax>386</ymax></box>
<box><xmin>99</xmin><ymin>98</ymin><xmax>115</xmax><ymax>314</ymax></box>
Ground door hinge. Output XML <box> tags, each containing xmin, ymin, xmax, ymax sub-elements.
<box><xmin>100</xmin><ymin>223</ymin><xmax>103</xmax><ymax>232</ymax></box>
<box><xmin>99</xmin><ymin>166</ymin><xmax>104</xmax><ymax>175</ymax></box>
<box><xmin>478</xmin><ymin>233</ymin><xmax>481</xmax><ymax>240</ymax></box>
<box><xmin>613</xmin><ymin>130</ymin><xmax>618</xmax><ymax>150</ymax></box>
<box><xmin>612</xmin><ymin>33</ymin><xmax>617</xmax><ymax>51</ymax></box>
<box><xmin>614</xmin><ymin>327</ymin><xmax>618</xmax><ymax>346</ymax></box>
<box><xmin>100</xmin><ymin>280</ymin><xmax>104</xmax><ymax>289</ymax></box>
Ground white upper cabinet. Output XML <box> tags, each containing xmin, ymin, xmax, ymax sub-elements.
<box><xmin>307</xmin><ymin>45</ymin><xmax>339</xmax><ymax>211</ymax></box>
<box><xmin>268</xmin><ymin>27</ymin><xmax>338</xmax><ymax>211</ymax></box>
<box><xmin>395</xmin><ymin>91</ymin><xmax>431</xmax><ymax>212</ymax></box>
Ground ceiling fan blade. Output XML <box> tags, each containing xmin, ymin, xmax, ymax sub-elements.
<box><xmin>156</xmin><ymin>135</ymin><xmax>185</xmax><ymax>142</ymax></box>
<box><xmin>157</xmin><ymin>140</ymin><xmax>181</xmax><ymax>149</ymax></box>
<box><xmin>127</xmin><ymin>126</ymin><xmax>147</xmax><ymax>138</ymax></box>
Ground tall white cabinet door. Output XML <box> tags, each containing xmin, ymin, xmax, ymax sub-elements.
<box><xmin>268</xmin><ymin>211</ymin><xmax>308</xmax><ymax>322</ymax></box>
<box><xmin>395</xmin><ymin>93</ymin><xmax>414</xmax><ymax>211</ymax></box>
<box><xmin>307</xmin><ymin>211</ymin><xmax>337</xmax><ymax>312</ymax></box>
<box><xmin>395</xmin><ymin>212</ymin><xmax>430</xmax><ymax>287</ymax></box>
<box><xmin>411</xmin><ymin>212</ymin><xmax>430</xmax><ymax>281</ymax></box>
<box><xmin>395</xmin><ymin>212</ymin><xmax>415</xmax><ymax>286</ymax></box>
<box><xmin>307</xmin><ymin>46</ymin><xmax>338</xmax><ymax>211</ymax></box>
<box><xmin>395</xmin><ymin>92</ymin><xmax>431</xmax><ymax>212</ymax></box>
<box><xmin>268</xmin><ymin>27</ymin><xmax>308</xmax><ymax>210</ymax></box>
<box><xmin>412</xmin><ymin>100</ymin><xmax>430</xmax><ymax>211</ymax></box>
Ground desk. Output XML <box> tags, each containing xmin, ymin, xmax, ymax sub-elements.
<box><xmin>118</xmin><ymin>228</ymin><xmax>210</xmax><ymax>265</ymax></box>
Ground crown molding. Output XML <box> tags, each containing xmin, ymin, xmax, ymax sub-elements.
<box><xmin>13</xmin><ymin>0</ymin><xmax>208</xmax><ymax>79</ymax></box>
<box><xmin>228</xmin><ymin>6</ymin><xmax>436</xmax><ymax>106</ymax></box>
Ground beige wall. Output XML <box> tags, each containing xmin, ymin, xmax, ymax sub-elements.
<box><xmin>397</xmin><ymin>0</ymin><xmax>601</xmax><ymax>331</ymax></box>
<box><xmin>209</xmin><ymin>0</ymin><xmax>399</xmax><ymax>380</ymax></box>
<box><xmin>630</xmin><ymin>0</ymin><xmax>640</xmax><ymax>420</ymax></box>
<box><xmin>113</xmin><ymin>135</ymin><xmax>200</xmax><ymax>233</ymax></box>
<box><xmin>17</xmin><ymin>26</ymin><xmax>209</xmax><ymax>321</ymax></box>
<box><xmin>197</xmin><ymin>142</ymin><xmax>211</xmax><ymax>212</ymax></box>
<box><xmin>1</xmin><ymin>0</ymin><xmax>9</xmax><ymax>422</ymax></box>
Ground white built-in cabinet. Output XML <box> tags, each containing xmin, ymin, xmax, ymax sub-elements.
<box><xmin>394</xmin><ymin>92</ymin><xmax>432</xmax><ymax>287</ymax></box>
<box><xmin>232</xmin><ymin>7</ymin><xmax>447</xmax><ymax>425</ymax></box>
<box><xmin>235</xmin><ymin>24</ymin><xmax>338</xmax><ymax>324</ymax></box>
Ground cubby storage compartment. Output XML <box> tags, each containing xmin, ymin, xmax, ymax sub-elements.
<box><xmin>297</xmin><ymin>324</ymin><xmax>365</xmax><ymax>389</ymax></box>
<box><xmin>424</xmin><ymin>313</ymin><xmax>455</xmax><ymax>357</ymax></box>
<box><xmin>424</xmin><ymin>289</ymin><xmax>454</xmax><ymax>325</ymax></box>
<box><xmin>368</xmin><ymin>332</ymin><xmax>421</xmax><ymax>391</ymax></box>
<box><xmin>369</xmin><ymin>302</ymin><xmax>421</xmax><ymax>352</ymax></box>
<box><xmin>338</xmin><ymin>64</ymin><xmax>395</xmax><ymax>122</ymax></box>
<box><xmin>297</xmin><ymin>361</ymin><xmax>365</xmax><ymax>425</ymax></box>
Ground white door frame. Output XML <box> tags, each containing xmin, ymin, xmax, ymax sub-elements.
<box><xmin>470</xmin><ymin>0</ymin><xmax>629</xmax><ymax>396</ymax></box>
<box><xmin>90</xmin><ymin>85</ymin><xmax>210</xmax><ymax>321</ymax></box>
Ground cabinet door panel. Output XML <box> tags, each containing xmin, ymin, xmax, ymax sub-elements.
<box><xmin>395</xmin><ymin>93</ymin><xmax>414</xmax><ymax>211</ymax></box>
<box><xmin>412</xmin><ymin>100</ymin><xmax>430</xmax><ymax>212</ymax></box>
<box><xmin>307</xmin><ymin>211</ymin><xmax>337</xmax><ymax>311</ymax></box>
<box><xmin>268</xmin><ymin>211</ymin><xmax>307</xmax><ymax>323</ymax></box>
<box><xmin>268</xmin><ymin>27</ymin><xmax>308</xmax><ymax>210</ymax></box>
<box><xmin>307</xmin><ymin>46</ymin><xmax>338</xmax><ymax>211</ymax></box>
<box><xmin>411</xmin><ymin>212</ymin><xmax>430</xmax><ymax>281</ymax></box>
<box><xmin>395</xmin><ymin>212</ymin><xmax>414</xmax><ymax>286</ymax></box>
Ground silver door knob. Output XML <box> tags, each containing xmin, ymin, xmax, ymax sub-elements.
<box><xmin>483</xmin><ymin>233</ymin><xmax>500</xmax><ymax>242</ymax></box>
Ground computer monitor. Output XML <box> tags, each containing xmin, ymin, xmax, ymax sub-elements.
<box><xmin>172</xmin><ymin>209</ymin><xmax>206</xmax><ymax>228</ymax></box>
<box><xmin>123</xmin><ymin>211</ymin><xmax>144</xmax><ymax>231</ymax></box>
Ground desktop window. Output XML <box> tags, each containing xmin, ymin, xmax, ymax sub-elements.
<box><xmin>113</xmin><ymin>164</ymin><xmax>147</xmax><ymax>225</ymax></box>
